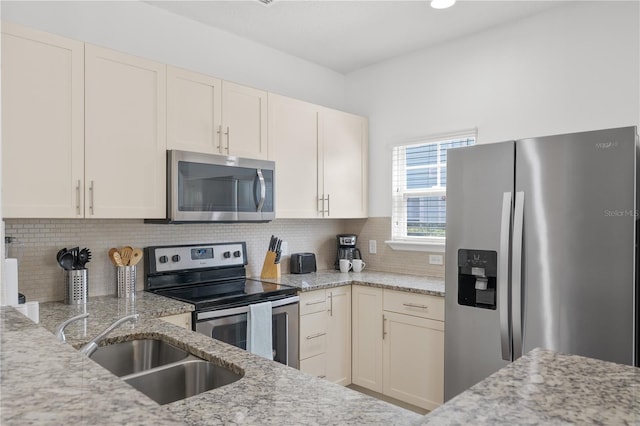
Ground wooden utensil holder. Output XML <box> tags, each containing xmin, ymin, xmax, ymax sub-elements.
<box><xmin>260</xmin><ymin>251</ymin><xmax>281</xmax><ymax>279</ymax></box>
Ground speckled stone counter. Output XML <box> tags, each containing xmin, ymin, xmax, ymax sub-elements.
<box><xmin>2</xmin><ymin>293</ymin><xmax>424</xmax><ymax>425</ymax></box>
<box><xmin>422</xmin><ymin>348</ymin><xmax>640</xmax><ymax>425</ymax></box>
<box><xmin>258</xmin><ymin>270</ymin><xmax>445</xmax><ymax>296</ymax></box>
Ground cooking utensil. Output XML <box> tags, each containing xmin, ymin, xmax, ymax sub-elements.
<box><xmin>129</xmin><ymin>248</ymin><xmax>143</xmax><ymax>266</ymax></box>
<box><xmin>108</xmin><ymin>248</ymin><xmax>124</xmax><ymax>267</ymax></box>
<box><xmin>70</xmin><ymin>247</ymin><xmax>79</xmax><ymax>269</ymax></box>
<box><xmin>56</xmin><ymin>248</ymin><xmax>67</xmax><ymax>263</ymax></box>
<box><xmin>120</xmin><ymin>246</ymin><xmax>133</xmax><ymax>266</ymax></box>
<box><xmin>58</xmin><ymin>251</ymin><xmax>75</xmax><ymax>271</ymax></box>
<box><xmin>78</xmin><ymin>248</ymin><xmax>92</xmax><ymax>268</ymax></box>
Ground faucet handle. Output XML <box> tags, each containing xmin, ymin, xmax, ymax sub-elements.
<box><xmin>54</xmin><ymin>312</ymin><xmax>89</xmax><ymax>343</ymax></box>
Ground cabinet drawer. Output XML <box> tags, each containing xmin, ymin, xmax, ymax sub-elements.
<box><xmin>383</xmin><ymin>290</ymin><xmax>444</xmax><ymax>321</ymax></box>
<box><xmin>300</xmin><ymin>353</ymin><xmax>327</xmax><ymax>379</ymax></box>
<box><xmin>299</xmin><ymin>310</ymin><xmax>327</xmax><ymax>359</ymax></box>
<box><xmin>300</xmin><ymin>290</ymin><xmax>327</xmax><ymax>315</ymax></box>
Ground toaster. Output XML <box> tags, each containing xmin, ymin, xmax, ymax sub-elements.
<box><xmin>290</xmin><ymin>253</ymin><xmax>317</xmax><ymax>274</ymax></box>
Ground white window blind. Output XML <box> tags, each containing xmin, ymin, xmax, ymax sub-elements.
<box><xmin>391</xmin><ymin>133</ymin><xmax>475</xmax><ymax>244</ymax></box>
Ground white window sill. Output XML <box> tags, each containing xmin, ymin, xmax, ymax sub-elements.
<box><xmin>385</xmin><ymin>240</ymin><xmax>445</xmax><ymax>253</ymax></box>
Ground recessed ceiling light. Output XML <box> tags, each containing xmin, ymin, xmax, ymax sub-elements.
<box><xmin>430</xmin><ymin>0</ymin><xmax>456</xmax><ymax>9</ymax></box>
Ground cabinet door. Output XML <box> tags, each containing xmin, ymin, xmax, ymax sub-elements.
<box><xmin>299</xmin><ymin>310</ymin><xmax>327</xmax><ymax>360</ymax></box>
<box><xmin>222</xmin><ymin>81</ymin><xmax>267</xmax><ymax>160</ymax></box>
<box><xmin>268</xmin><ymin>93</ymin><xmax>321</xmax><ymax>218</ymax></box>
<box><xmin>351</xmin><ymin>285</ymin><xmax>383</xmax><ymax>392</ymax></box>
<box><xmin>167</xmin><ymin>66</ymin><xmax>222</xmax><ymax>154</ymax></box>
<box><xmin>84</xmin><ymin>44</ymin><xmax>166</xmax><ymax>218</ymax></box>
<box><xmin>321</xmin><ymin>109</ymin><xmax>368</xmax><ymax>218</ymax></box>
<box><xmin>326</xmin><ymin>286</ymin><xmax>351</xmax><ymax>386</ymax></box>
<box><xmin>383</xmin><ymin>311</ymin><xmax>444</xmax><ymax>411</ymax></box>
<box><xmin>2</xmin><ymin>23</ymin><xmax>85</xmax><ymax>218</ymax></box>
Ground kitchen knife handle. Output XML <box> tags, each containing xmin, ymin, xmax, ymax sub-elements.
<box><xmin>499</xmin><ymin>192</ymin><xmax>512</xmax><ymax>361</ymax></box>
<box><xmin>511</xmin><ymin>191</ymin><xmax>525</xmax><ymax>360</ymax></box>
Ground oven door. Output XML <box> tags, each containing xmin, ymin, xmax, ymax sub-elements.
<box><xmin>195</xmin><ymin>296</ymin><xmax>299</xmax><ymax>368</ymax></box>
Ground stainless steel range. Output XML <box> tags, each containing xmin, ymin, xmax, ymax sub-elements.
<box><xmin>144</xmin><ymin>242</ymin><xmax>299</xmax><ymax>368</ymax></box>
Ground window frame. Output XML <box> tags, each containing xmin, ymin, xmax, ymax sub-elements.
<box><xmin>387</xmin><ymin>130</ymin><xmax>476</xmax><ymax>252</ymax></box>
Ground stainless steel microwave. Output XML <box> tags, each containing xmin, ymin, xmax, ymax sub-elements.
<box><xmin>152</xmin><ymin>150</ymin><xmax>275</xmax><ymax>223</ymax></box>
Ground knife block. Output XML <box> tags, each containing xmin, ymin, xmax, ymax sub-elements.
<box><xmin>260</xmin><ymin>251</ymin><xmax>281</xmax><ymax>279</ymax></box>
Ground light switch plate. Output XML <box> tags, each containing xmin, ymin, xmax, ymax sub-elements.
<box><xmin>429</xmin><ymin>254</ymin><xmax>443</xmax><ymax>265</ymax></box>
<box><xmin>369</xmin><ymin>240</ymin><xmax>377</xmax><ymax>254</ymax></box>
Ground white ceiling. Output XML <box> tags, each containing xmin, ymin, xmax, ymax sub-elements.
<box><xmin>146</xmin><ymin>0</ymin><xmax>566</xmax><ymax>74</ymax></box>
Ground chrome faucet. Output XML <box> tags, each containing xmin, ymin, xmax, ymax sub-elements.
<box><xmin>54</xmin><ymin>313</ymin><xmax>90</xmax><ymax>343</ymax></box>
<box><xmin>78</xmin><ymin>314</ymin><xmax>140</xmax><ymax>356</ymax></box>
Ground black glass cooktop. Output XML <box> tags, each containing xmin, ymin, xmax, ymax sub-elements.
<box><xmin>154</xmin><ymin>278</ymin><xmax>298</xmax><ymax>311</ymax></box>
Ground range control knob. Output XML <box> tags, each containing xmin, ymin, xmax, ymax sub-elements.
<box><xmin>159</xmin><ymin>255</ymin><xmax>168</xmax><ymax>264</ymax></box>
<box><xmin>223</xmin><ymin>251</ymin><xmax>231</xmax><ymax>259</ymax></box>
<box><xmin>233</xmin><ymin>250</ymin><xmax>242</xmax><ymax>258</ymax></box>
<box><xmin>172</xmin><ymin>255</ymin><xmax>181</xmax><ymax>262</ymax></box>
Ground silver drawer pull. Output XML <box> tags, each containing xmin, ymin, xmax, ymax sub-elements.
<box><xmin>305</xmin><ymin>300</ymin><xmax>325</xmax><ymax>306</ymax></box>
<box><xmin>318</xmin><ymin>375</ymin><xmax>326</xmax><ymax>379</ymax></box>
<box><xmin>403</xmin><ymin>302</ymin><xmax>429</xmax><ymax>310</ymax></box>
<box><xmin>306</xmin><ymin>332</ymin><xmax>326</xmax><ymax>340</ymax></box>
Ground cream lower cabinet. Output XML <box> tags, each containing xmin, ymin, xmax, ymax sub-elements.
<box><xmin>268</xmin><ymin>93</ymin><xmax>368</xmax><ymax>219</ymax></box>
<box><xmin>2</xmin><ymin>23</ymin><xmax>85</xmax><ymax>218</ymax></box>
<box><xmin>299</xmin><ymin>287</ymin><xmax>351</xmax><ymax>385</ymax></box>
<box><xmin>352</xmin><ymin>286</ymin><xmax>444</xmax><ymax>411</ymax></box>
<box><xmin>84</xmin><ymin>44</ymin><xmax>167</xmax><ymax>218</ymax></box>
<box><xmin>160</xmin><ymin>312</ymin><xmax>192</xmax><ymax>330</ymax></box>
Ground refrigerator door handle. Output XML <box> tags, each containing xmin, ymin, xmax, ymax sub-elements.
<box><xmin>511</xmin><ymin>191</ymin><xmax>525</xmax><ymax>360</ymax></box>
<box><xmin>499</xmin><ymin>192</ymin><xmax>513</xmax><ymax>361</ymax></box>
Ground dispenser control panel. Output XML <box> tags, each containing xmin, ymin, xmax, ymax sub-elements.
<box><xmin>458</xmin><ymin>249</ymin><xmax>498</xmax><ymax>310</ymax></box>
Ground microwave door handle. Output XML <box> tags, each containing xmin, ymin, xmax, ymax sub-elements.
<box><xmin>256</xmin><ymin>169</ymin><xmax>266</xmax><ymax>212</ymax></box>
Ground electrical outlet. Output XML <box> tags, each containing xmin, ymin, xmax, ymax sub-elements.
<box><xmin>280</xmin><ymin>241</ymin><xmax>288</xmax><ymax>256</ymax></box>
<box><xmin>429</xmin><ymin>254</ymin><xmax>443</xmax><ymax>265</ymax></box>
<box><xmin>369</xmin><ymin>240</ymin><xmax>377</xmax><ymax>254</ymax></box>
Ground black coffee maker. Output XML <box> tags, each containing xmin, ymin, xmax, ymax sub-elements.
<box><xmin>335</xmin><ymin>234</ymin><xmax>362</xmax><ymax>270</ymax></box>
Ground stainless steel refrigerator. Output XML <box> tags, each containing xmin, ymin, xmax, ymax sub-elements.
<box><xmin>444</xmin><ymin>126</ymin><xmax>639</xmax><ymax>401</ymax></box>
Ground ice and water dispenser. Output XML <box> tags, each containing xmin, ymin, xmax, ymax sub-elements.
<box><xmin>457</xmin><ymin>249</ymin><xmax>497</xmax><ymax>310</ymax></box>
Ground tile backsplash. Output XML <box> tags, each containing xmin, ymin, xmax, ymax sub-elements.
<box><xmin>4</xmin><ymin>217</ymin><xmax>444</xmax><ymax>303</ymax></box>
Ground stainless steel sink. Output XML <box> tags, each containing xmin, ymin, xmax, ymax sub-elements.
<box><xmin>87</xmin><ymin>338</ymin><xmax>242</xmax><ymax>404</ymax></box>
<box><xmin>124</xmin><ymin>359</ymin><xmax>242</xmax><ymax>405</ymax></box>
<box><xmin>89</xmin><ymin>339</ymin><xmax>190</xmax><ymax>377</ymax></box>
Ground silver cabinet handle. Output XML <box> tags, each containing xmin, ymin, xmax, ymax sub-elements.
<box><xmin>402</xmin><ymin>302</ymin><xmax>429</xmax><ymax>310</ymax></box>
<box><xmin>328</xmin><ymin>292</ymin><xmax>333</xmax><ymax>317</ymax></box>
<box><xmin>89</xmin><ymin>181</ymin><xmax>95</xmax><ymax>215</ymax></box>
<box><xmin>318</xmin><ymin>375</ymin><xmax>326</xmax><ymax>379</ymax></box>
<box><xmin>216</xmin><ymin>125</ymin><xmax>222</xmax><ymax>153</ymax></box>
<box><xmin>499</xmin><ymin>192</ymin><xmax>512</xmax><ymax>361</ymax></box>
<box><xmin>305</xmin><ymin>299</ymin><xmax>325</xmax><ymax>306</ymax></box>
<box><xmin>318</xmin><ymin>194</ymin><xmax>330</xmax><ymax>217</ymax></box>
<box><xmin>511</xmin><ymin>191</ymin><xmax>525</xmax><ymax>360</ymax></box>
<box><xmin>326</xmin><ymin>193</ymin><xmax>330</xmax><ymax>217</ymax></box>
<box><xmin>256</xmin><ymin>169</ymin><xmax>266</xmax><ymax>212</ymax></box>
<box><xmin>75</xmin><ymin>180</ymin><xmax>81</xmax><ymax>215</ymax></box>
<box><xmin>224</xmin><ymin>126</ymin><xmax>230</xmax><ymax>153</ymax></box>
<box><xmin>382</xmin><ymin>315</ymin><xmax>387</xmax><ymax>340</ymax></box>
<box><xmin>305</xmin><ymin>332</ymin><xmax>326</xmax><ymax>340</ymax></box>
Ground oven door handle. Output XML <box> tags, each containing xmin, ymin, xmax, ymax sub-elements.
<box><xmin>196</xmin><ymin>296</ymin><xmax>299</xmax><ymax>321</ymax></box>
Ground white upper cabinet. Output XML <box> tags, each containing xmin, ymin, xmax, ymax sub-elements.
<box><xmin>221</xmin><ymin>81</ymin><xmax>268</xmax><ymax>160</ymax></box>
<box><xmin>2</xmin><ymin>23</ymin><xmax>85</xmax><ymax>218</ymax></box>
<box><xmin>268</xmin><ymin>93</ymin><xmax>320</xmax><ymax>218</ymax></box>
<box><xmin>320</xmin><ymin>108</ymin><xmax>368</xmax><ymax>218</ymax></box>
<box><xmin>166</xmin><ymin>66</ymin><xmax>222</xmax><ymax>155</ymax></box>
<box><xmin>84</xmin><ymin>44</ymin><xmax>167</xmax><ymax>218</ymax></box>
<box><xmin>269</xmin><ymin>94</ymin><xmax>369</xmax><ymax>219</ymax></box>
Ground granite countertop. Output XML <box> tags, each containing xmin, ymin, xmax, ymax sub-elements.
<box><xmin>1</xmin><ymin>293</ymin><xmax>424</xmax><ymax>425</ymax></box>
<box><xmin>422</xmin><ymin>348</ymin><xmax>640</xmax><ymax>425</ymax></box>
<box><xmin>258</xmin><ymin>270</ymin><xmax>445</xmax><ymax>296</ymax></box>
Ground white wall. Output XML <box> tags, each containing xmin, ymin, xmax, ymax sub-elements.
<box><xmin>346</xmin><ymin>1</ymin><xmax>640</xmax><ymax>217</ymax></box>
<box><xmin>1</xmin><ymin>1</ymin><xmax>347</xmax><ymax>110</ymax></box>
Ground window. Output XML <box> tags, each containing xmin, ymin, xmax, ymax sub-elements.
<box><xmin>391</xmin><ymin>132</ymin><xmax>475</xmax><ymax>249</ymax></box>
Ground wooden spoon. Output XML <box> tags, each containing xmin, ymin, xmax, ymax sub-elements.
<box><xmin>129</xmin><ymin>248</ymin><xmax>143</xmax><ymax>266</ymax></box>
<box><xmin>108</xmin><ymin>248</ymin><xmax>124</xmax><ymax>267</ymax></box>
<box><xmin>120</xmin><ymin>246</ymin><xmax>133</xmax><ymax>266</ymax></box>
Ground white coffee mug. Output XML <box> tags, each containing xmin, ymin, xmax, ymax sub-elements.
<box><xmin>339</xmin><ymin>259</ymin><xmax>353</xmax><ymax>273</ymax></box>
<box><xmin>352</xmin><ymin>259</ymin><xmax>366</xmax><ymax>273</ymax></box>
